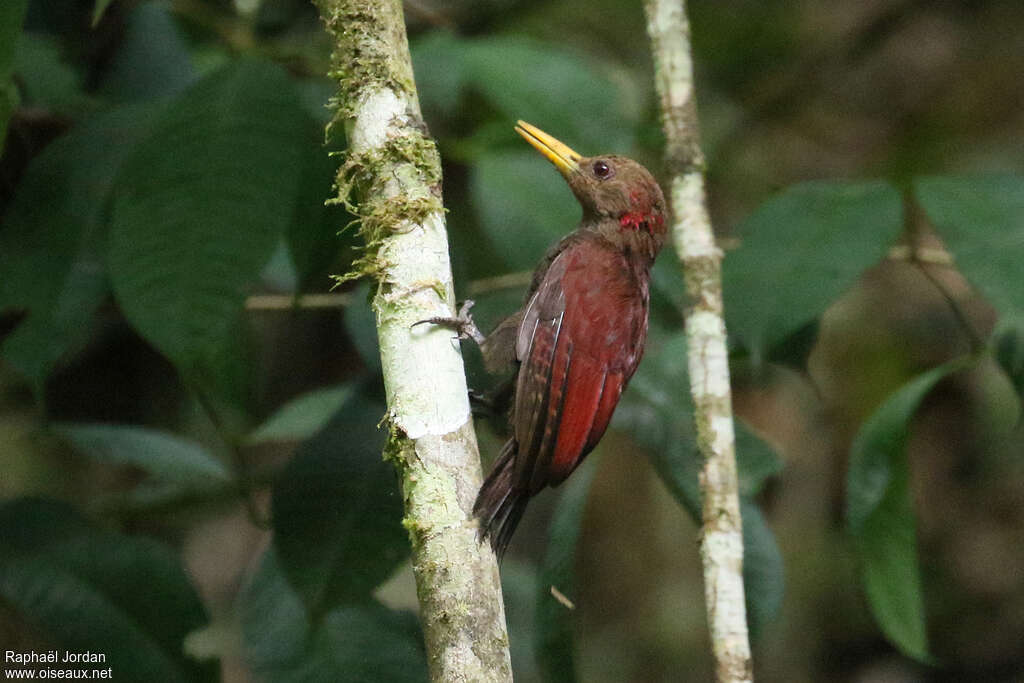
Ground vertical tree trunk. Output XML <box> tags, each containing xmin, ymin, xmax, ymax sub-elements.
<box><xmin>644</xmin><ymin>1</ymin><xmax>754</xmax><ymax>681</ymax></box>
<box><xmin>313</xmin><ymin>1</ymin><xmax>513</xmax><ymax>680</ymax></box>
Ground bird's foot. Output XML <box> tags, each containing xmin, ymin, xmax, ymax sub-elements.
<box><xmin>468</xmin><ymin>375</ymin><xmax>514</xmax><ymax>419</ymax></box>
<box><xmin>413</xmin><ymin>300</ymin><xmax>486</xmax><ymax>346</ymax></box>
<box><xmin>469</xmin><ymin>389</ymin><xmax>496</xmax><ymax>416</ymax></box>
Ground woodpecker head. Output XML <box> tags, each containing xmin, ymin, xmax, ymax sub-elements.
<box><xmin>515</xmin><ymin>121</ymin><xmax>667</xmax><ymax>257</ymax></box>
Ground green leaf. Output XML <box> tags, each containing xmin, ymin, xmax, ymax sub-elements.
<box><xmin>286</xmin><ymin>145</ymin><xmax>357</xmax><ymax>289</ymax></box>
<box><xmin>500</xmin><ymin>560</ymin><xmax>541</xmax><ymax>681</ymax></box>
<box><xmin>0</xmin><ymin>2</ymin><xmax>27</xmax><ymax>80</ymax></box>
<box><xmin>92</xmin><ymin>0</ymin><xmax>116</xmax><ymax>26</ymax></box>
<box><xmin>240</xmin><ymin>547</ymin><xmax>426</xmax><ymax>683</ymax></box>
<box><xmin>0</xmin><ymin>82</ymin><xmax>17</xmax><ymax>153</ymax></box>
<box><xmin>271</xmin><ymin>381</ymin><xmax>408</xmax><ymax>613</ymax></box>
<box><xmin>14</xmin><ymin>33</ymin><xmax>95</xmax><ymax>115</ymax></box>
<box><xmin>846</xmin><ymin>359</ymin><xmax>970</xmax><ymax>532</ymax></box>
<box><xmin>463</xmin><ymin>39</ymin><xmax>647</xmax><ymax>275</ymax></box>
<box><xmin>98</xmin><ymin>1</ymin><xmax>196</xmax><ymax>102</ymax></box>
<box><xmin>736</xmin><ymin>421</ymin><xmax>784</xmax><ymax>497</ymax></box>
<box><xmin>412</xmin><ymin>32</ymin><xmax>636</xmax><ymax>154</ymax></box>
<box><xmin>343</xmin><ymin>282</ymin><xmax>382</xmax><ymax>374</ymax></box>
<box><xmin>723</xmin><ymin>180</ymin><xmax>903</xmax><ymax>356</ymax></box>
<box><xmin>261</xmin><ymin>239</ymin><xmax>299</xmax><ymax>292</ymax></box>
<box><xmin>107</xmin><ymin>60</ymin><xmax>311</xmax><ymax>388</ymax></box>
<box><xmin>535</xmin><ymin>459</ymin><xmax>597</xmax><ymax>683</ymax></box>
<box><xmin>615</xmin><ymin>331</ymin><xmax>785</xmax><ymax>635</ymax></box>
<box><xmin>54</xmin><ymin>423</ymin><xmax>232</xmax><ymax>490</ymax></box>
<box><xmin>741</xmin><ymin>500</ymin><xmax>784</xmax><ymax>639</ymax></box>
<box><xmin>0</xmin><ymin>498</ymin><xmax>213</xmax><ymax>682</ymax></box>
<box><xmin>462</xmin><ymin>37</ymin><xmax>635</xmax><ymax>154</ymax></box>
<box><xmin>0</xmin><ymin>101</ymin><xmax>164</xmax><ymax>395</ymax></box>
<box><xmin>613</xmin><ymin>331</ymin><xmax>702</xmax><ymax>518</ymax></box>
<box><xmin>644</xmin><ymin>431</ymin><xmax>784</xmax><ymax>637</ymax></box>
<box><xmin>409</xmin><ymin>31</ymin><xmax>469</xmax><ymax>124</ymax></box>
<box><xmin>471</xmin><ymin>150</ymin><xmax>579</xmax><ymax>272</ymax></box>
<box><xmin>856</xmin><ymin>494</ymin><xmax>929</xmax><ymax>663</ymax></box>
<box><xmin>915</xmin><ymin>174</ymin><xmax>1024</xmax><ymax>316</ymax></box>
<box><xmin>246</xmin><ymin>384</ymin><xmax>355</xmax><ymax>445</ymax></box>
<box><xmin>0</xmin><ymin>0</ymin><xmax>28</xmax><ymax>148</ymax></box>
<box><xmin>992</xmin><ymin>317</ymin><xmax>1024</xmax><ymax>399</ymax></box>
<box><xmin>649</xmin><ymin>254</ymin><xmax>687</xmax><ymax>318</ymax></box>
<box><xmin>846</xmin><ymin>358</ymin><xmax>971</xmax><ymax>661</ymax></box>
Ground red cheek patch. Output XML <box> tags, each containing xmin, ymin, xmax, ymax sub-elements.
<box><xmin>619</xmin><ymin>212</ymin><xmax>645</xmax><ymax>230</ymax></box>
<box><xmin>619</xmin><ymin>211</ymin><xmax>665</xmax><ymax>235</ymax></box>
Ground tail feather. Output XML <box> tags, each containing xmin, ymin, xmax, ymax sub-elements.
<box><xmin>473</xmin><ymin>440</ymin><xmax>528</xmax><ymax>559</ymax></box>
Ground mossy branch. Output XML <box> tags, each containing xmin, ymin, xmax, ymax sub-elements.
<box><xmin>313</xmin><ymin>0</ymin><xmax>512</xmax><ymax>680</ymax></box>
<box><xmin>644</xmin><ymin>0</ymin><xmax>754</xmax><ymax>681</ymax></box>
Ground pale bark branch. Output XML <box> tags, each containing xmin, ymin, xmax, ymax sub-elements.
<box><xmin>643</xmin><ymin>1</ymin><xmax>753</xmax><ymax>681</ymax></box>
<box><xmin>313</xmin><ymin>0</ymin><xmax>512</xmax><ymax>680</ymax></box>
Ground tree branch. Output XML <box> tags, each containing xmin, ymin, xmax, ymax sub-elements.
<box><xmin>643</xmin><ymin>1</ymin><xmax>753</xmax><ymax>681</ymax></box>
<box><xmin>313</xmin><ymin>1</ymin><xmax>512</xmax><ymax>679</ymax></box>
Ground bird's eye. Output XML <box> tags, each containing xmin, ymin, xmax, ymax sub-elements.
<box><xmin>592</xmin><ymin>160</ymin><xmax>612</xmax><ymax>179</ymax></box>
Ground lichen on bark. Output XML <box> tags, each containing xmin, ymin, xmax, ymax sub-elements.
<box><xmin>313</xmin><ymin>0</ymin><xmax>513</xmax><ymax>680</ymax></box>
<box><xmin>644</xmin><ymin>0</ymin><xmax>753</xmax><ymax>681</ymax></box>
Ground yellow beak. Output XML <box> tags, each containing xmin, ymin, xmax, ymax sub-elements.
<box><xmin>514</xmin><ymin>120</ymin><xmax>581</xmax><ymax>177</ymax></box>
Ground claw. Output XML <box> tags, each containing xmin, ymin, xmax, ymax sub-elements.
<box><xmin>457</xmin><ymin>299</ymin><xmax>476</xmax><ymax>319</ymax></box>
<box><xmin>412</xmin><ymin>300</ymin><xmax>486</xmax><ymax>346</ymax></box>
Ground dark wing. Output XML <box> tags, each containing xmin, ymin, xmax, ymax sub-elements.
<box><xmin>512</xmin><ymin>238</ymin><xmax>648</xmax><ymax>493</ymax></box>
<box><xmin>479</xmin><ymin>310</ymin><xmax>523</xmax><ymax>375</ymax></box>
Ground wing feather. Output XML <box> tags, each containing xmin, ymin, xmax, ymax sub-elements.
<box><xmin>512</xmin><ymin>238</ymin><xmax>649</xmax><ymax>494</ymax></box>
<box><xmin>513</xmin><ymin>310</ymin><xmax>561</xmax><ymax>488</ymax></box>
<box><xmin>548</xmin><ymin>356</ymin><xmax>606</xmax><ymax>484</ymax></box>
<box><xmin>585</xmin><ymin>370</ymin><xmax>624</xmax><ymax>453</ymax></box>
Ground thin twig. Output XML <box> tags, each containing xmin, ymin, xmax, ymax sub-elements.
<box><xmin>913</xmin><ymin>261</ymin><xmax>985</xmax><ymax>354</ymax></box>
<box><xmin>245</xmin><ymin>293</ymin><xmax>354</xmax><ymax>310</ymax></box>
<box><xmin>644</xmin><ymin>1</ymin><xmax>753</xmax><ymax>681</ymax></box>
<box><xmin>243</xmin><ymin>273</ymin><xmax>533</xmax><ymax>312</ymax></box>
<box><xmin>188</xmin><ymin>383</ymin><xmax>270</xmax><ymax>529</ymax></box>
<box><xmin>896</xmin><ymin>196</ymin><xmax>985</xmax><ymax>354</ymax></box>
<box><xmin>466</xmin><ymin>270</ymin><xmax>532</xmax><ymax>296</ymax></box>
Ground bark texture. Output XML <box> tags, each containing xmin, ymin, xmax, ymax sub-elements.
<box><xmin>313</xmin><ymin>1</ymin><xmax>512</xmax><ymax>680</ymax></box>
<box><xmin>643</xmin><ymin>1</ymin><xmax>754</xmax><ymax>681</ymax></box>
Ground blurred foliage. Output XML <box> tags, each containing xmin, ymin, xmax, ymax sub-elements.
<box><xmin>846</xmin><ymin>358</ymin><xmax>971</xmax><ymax>662</ymax></box>
<box><xmin>106</xmin><ymin>60</ymin><xmax>312</xmax><ymax>403</ymax></box>
<box><xmin>239</xmin><ymin>547</ymin><xmax>426</xmax><ymax>682</ymax></box>
<box><xmin>916</xmin><ymin>174</ymin><xmax>1024</xmax><ymax>316</ymax></box>
<box><xmin>270</xmin><ymin>379</ymin><xmax>408</xmax><ymax>615</ymax></box>
<box><xmin>1</xmin><ymin>0</ymin><xmax>1023</xmax><ymax>681</ymax></box>
<box><xmin>0</xmin><ymin>498</ymin><xmax>215</xmax><ymax>682</ymax></box>
<box><xmin>0</xmin><ymin>101</ymin><xmax>162</xmax><ymax>394</ymax></box>
<box><xmin>535</xmin><ymin>457</ymin><xmax>595</xmax><ymax>682</ymax></box>
<box><xmin>55</xmin><ymin>422</ymin><xmax>234</xmax><ymax>505</ymax></box>
<box><xmin>722</xmin><ymin>180</ymin><xmax>904</xmax><ymax>358</ymax></box>
<box><xmin>0</xmin><ymin>0</ymin><xmax>29</xmax><ymax>148</ymax></box>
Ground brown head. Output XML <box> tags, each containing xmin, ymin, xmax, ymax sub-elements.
<box><xmin>515</xmin><ymin>120</ymin><xmax>667</xmax><ymax>260</ymax></box>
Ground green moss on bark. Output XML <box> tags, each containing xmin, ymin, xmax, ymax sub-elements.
<box><xmin>315</xmin><ymin>0</ymin><xmax>417</xmax><ymax>122</ymax></box>
<box><xmin>324</xmin><ymin>82</ymin><xmax>443</xmax><ymax>284</ymax></box>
